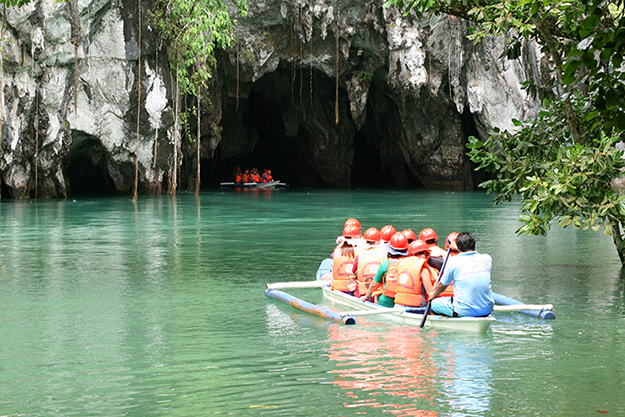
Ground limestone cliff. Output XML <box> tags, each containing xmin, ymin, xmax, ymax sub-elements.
<box><xmin>0</xmin><ymin>0</ymin><xmax>545</xmax><ymax>198</ymax></box>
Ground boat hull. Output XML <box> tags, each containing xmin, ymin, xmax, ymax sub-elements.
<box><xmin>220</xmin><ymin>180</ymin><xmax>287</xmax><ymax>189</ymax></box>
<box><xmin>322</xmin><ymin>286</ymin><xmax>495</xmax><ymax>333</ymax></box>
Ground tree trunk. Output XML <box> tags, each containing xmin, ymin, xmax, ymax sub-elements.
<box><xmin>195</xmin><ymin>88</ymin><xmax>201</xmax><ymax>196</ymax></box>
<box><xmin>170</xmin><ymin>71</ymin><xmax>179</xmax><ymax>197</ymax></box>
<box><xmin>535</xmin><ymin>19</ymin><xmax>581</xmax><ymax>144</ymax></box>
<box><xmin>132</xmin><ymin>1</ymin><xmax>141</xmax><ymax>203</ymax></box>
<box><xmin>612</xmin><ymin>223</ymin><xmax>625</xmax><ymax>266</ymax></box>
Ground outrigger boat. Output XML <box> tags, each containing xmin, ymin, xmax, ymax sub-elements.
<box><xmin>220</xmin><ymin>180</ymin><xmax>288</xmax><ymax>189</ymax></box>
<box><xmin>321</xmin><ymin>284</ymin><xmax>496</xmax><ymax>333</ymax></box>
<box><xmin>265</xmin><ymin>281</ymin><xmax>496</xmax><ymax>333</ymax></box>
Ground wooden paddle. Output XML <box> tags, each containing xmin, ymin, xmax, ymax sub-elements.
<box><xmin>419</xmin><ymin>248</ymin><xmax>452</xmax><ymax>328</ymax></box>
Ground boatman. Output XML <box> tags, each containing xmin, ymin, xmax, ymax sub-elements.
<box><xmin>427</xmin><ymin>232</ymin><xmax>494</xmax><ymax>317</ymax></box>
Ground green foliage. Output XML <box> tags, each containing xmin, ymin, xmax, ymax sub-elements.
<box><xmin>385</xmin><ymin>0</ymin><xmax>625</xmax><ymax>261</ymax></box>
<box><xmin>150</xmin><ymin>0</ymin><xmax>248</xmax><ymax>96</ymax></box>
<box><xmin>357</xmin><ymin>71</ymin><xmax>373</xmax><ymax>83</ymax></box>
<box><xmin>467</xmin><ymin>95</ymin><xmax>625</xmax><ymax>236</ymax></box>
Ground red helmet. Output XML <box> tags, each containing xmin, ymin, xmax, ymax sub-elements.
<box><xmin>389</xmin><ymin>232</ymin><xmax>409</xmax><ymax>251</ymax></box>
<box><xmin>344</xmin><ymin>218</ymin><xmax>362</xmax><ymax>230</ymax></box>
<box><xmin>342</xmin><ymin>224</ymin><xmax>362</xmax><ymax>238</ymax></box>
<box><xmin>408</xmin><ymin>240</ymin><xmax>431</xmax><ymax>256</ymax></box>
<box><xmin>445</xmin><ymin>232</ymin><xmax>459</xmax><ymax>250</ymax></box>
<box><xmin>419</xmin><ymin>228</ymin><xmax>438</xmax><ymax>243</ymax></box>
<box><xmin>363</xmin><ymin>227</ymin><xmax>381</xmax><ymax>243</ymax></box>
<box><xmin>380</xmin><ymin>225</ymin><xmax>396</xmax><ymax>242</ymax></box>
<box><xmin>401</xmin><ymin>229</ymin><xmax>417</xmax><ymax>243</ymax></box>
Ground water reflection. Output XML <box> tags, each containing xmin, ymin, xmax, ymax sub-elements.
<box><xmin>325</xmin><ymin>323</ymin><xmax>496</xmax><ymax>416</ymax></box>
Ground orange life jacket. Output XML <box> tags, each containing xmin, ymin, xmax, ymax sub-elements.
<box><xmin>394</xmin><ymin>257</ymin><xmax>437</xmax><ymax>307</ymax></box>
<box><xmin>429</xmin><ymin>246</ymin><xmax>447</xmax><ymax>257</ymax></box>
<box><xmin>243</xmin><ymin>174</ymin><xmax>250</xmax><ymax>182</ymax></box>
<box><xmin>235</xmin><ymin>174</ymin><xmax>243</xmax><ymax>183</ymax></box>
<box><xmin>331</xmin><ymin>245</ymin><xmax>358</xmax><ymax>292</ymax></box>
<box><xmin>262</xmin><ymin>173</ymin><xmax>269</xmax><ymax>183</ymax></box>
<box><xmin>252</xmin><ymin>174</ymin><xmax>261</xmax><ymax>182</ymax></box>
<box><xmin>382</xmin><ymin>258</ymin><xmax>403</xmax><ymax>299</ymax></box>
<box><xmin>355</xmin><ymin>244</ymin><xmax>386</xmax><ymax>295</ymax></box>
<box><xmin>431</xmin><ymin>269</ymin><xmax>454</xmax><ymax>298</ymax></box>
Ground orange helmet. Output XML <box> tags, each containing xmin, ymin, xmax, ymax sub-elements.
<box><xmin>408</xmin><ymin>240</ymin><xmax>431</xmax><ymax>256</ymax></box>
<box><xmin>344</xmin><ymin>218</ymin><xmax>362</xmax><ymax>230</ymax></box>
<box><xmin>268</xmin><ymin>170</ymin><xmax>271</xmax><ymax>174</ymax></box>
<box><xmin>389</xmin><ymin>232</ymin><xmax>409</xmax><ymax>251</ymax></box>
<box><xmin>419</xmin><ymin>228</ymin><xmax>438</xmax><ymax>243</ymax></box>
<box><xmin>363</xmin><ymin>227</ymin><xmax>381</xmax><ymax>243</ymax></box>
<box><xmin>401</xmin><ymin>229</ymin><xmax>417</xmax><ymax>243</ymax></box>
<box><xmin>380</xmin><ymin>225</ymin><xmax>396</xmax><ymax>242</ymax></box>
<box><xmin>342</xmin><ymin>224</ymin><xmax>362</xmax><ymax>239</ymax></box>
<box><xmin>445</xmin><ymin>232</ymin><xmax>459</xmax><ymax>250</ymax></box>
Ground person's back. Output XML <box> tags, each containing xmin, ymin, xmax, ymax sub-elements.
<box><xmin>429</xmin><ymin>232</ymin><xmax>494</xmax><ymax>317</ymax></box>
<box><xmin>443</xmin><ymin>251</ymin><xmax>493</xmax><ymax>316</ymax></box>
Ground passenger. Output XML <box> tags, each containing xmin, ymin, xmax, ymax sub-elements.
<box><xmin>234</xmin><ymin>169</ymin><xmax>244</xmax><ymax>184</ymax></box>
<box><xmin>261</xmin><ymin>169</ymin><xmax>270</xmax><ymax>183</ymax></box>
<box><xmin>267</xmin><ymin>170</ymin><xmax>273</xmax><ymax>181</ymax></box>
<box><xmin>352</xmin><ymin>227</ymin><xmax>387</xmax><ymax>297</ymax></box>
<box><xmin>330</xmin><ymin>225</ymin><xmax>361</xmax><ymax>294</ymax></box>
<box><xmin>394</xmin><ymin>240</ymin><xmax>437</xmax><ymax>308</ymax></box>
<box><xmin>251</xmin><ymin>168</ymin><xmax>261</xmax><ymax>183</ymax></box>
<box><xmin>344</xmin><ymin>218</ymin><xmax>362</xmax><ymax>231</ymax></box>
<box><xmin>243</xmin><ymin>169</ymin><xmax>250</xmax><ymax>183</ymax></box>
<box><xmin>428</xmin><ymin>232</ymin><xmax>494</xmax><ymax>317</ymax></box>
<box><xmin>419</xmin><ymin>228</ymin><xmax>447</xmax><ymax>270</ymax></box>
<box><xmin>428</xmin><ymin>231</ymin><xmax>460</xmax><ymax>271</ymax></box>
<box><xmin>360</xmin><ymin>232</ymin><xmax>409</xmax><ymax>307</ymax></box>
<box><xmin>401</xmin><ymin>229</ymin><xmax>417</xmax><ymax>244</ymax></box>
<box><xmin>445</xmin><ymin>232</ymin><xmax>460</xmax><ymax>256</ymax></box>
<box><xmin>379</xmin><ymin>225</ymin><xmax>396</xmax><ymax>243</ymax></box>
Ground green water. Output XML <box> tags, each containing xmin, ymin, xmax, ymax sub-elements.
<box><xmin>0</xmin><ymin>190</ymin><xmax>624</xmax><ymax>416</ymax></box>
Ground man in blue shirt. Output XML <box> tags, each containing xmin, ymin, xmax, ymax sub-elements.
<box><xmin>427</xmin><ymin>232</ymin><xmax>494</xmax><ymax>317</ymax></box>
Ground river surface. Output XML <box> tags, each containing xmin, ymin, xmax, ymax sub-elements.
<box><xmin>1</xmin><ymin>189</ymin><xmax>624</xmax><ymax>416</ymax></box>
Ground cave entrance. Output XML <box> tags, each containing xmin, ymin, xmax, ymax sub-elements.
<box><xmin>206</xmin><ymin>70</ymin><xmax>325</xmax><ymax>188</ymax></box>
<box><xmin>205</xmin><ymin>67</ymin><xmax>417</xmax><ymax>189</ymax></box>
<box><xmin>63</xmin><ymin>132</ymin><xmax>117</xmax><ymax>196</ymax></box>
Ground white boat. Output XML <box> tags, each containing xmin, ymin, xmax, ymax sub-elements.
<box><xmin>321</xmin><ymin>285</ymin><xmax>496</xmax><ymax>333</ymax></box>
<box><xmin>220</xmin><ymin>180</ymin><xmax>288</xmax><ymax>189</ymax></box>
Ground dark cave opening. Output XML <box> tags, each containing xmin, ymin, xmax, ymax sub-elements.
<box><xmin>63</xmin><ymin>132</ymin><xmax>117</xmax><ymax>196</ymax></box>
<box><xmin>204</xmin><ymin>67</ymin><xmax>406</xmax><ymax>189</ymax></box>
<box><xmin>205</xmin><ymin>83</ymin><xmax>326</xmax><ymax>188</ymax></box>
<box><xmin>351</xmin><ymin>109</ymin><xmax>398</xmax><ymax>189</ymax></box>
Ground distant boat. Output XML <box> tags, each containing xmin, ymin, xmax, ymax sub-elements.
<box><xmin>220</xmin><ymin>180</ymin><xmax>288</xmax><ymax>189</ymax></box>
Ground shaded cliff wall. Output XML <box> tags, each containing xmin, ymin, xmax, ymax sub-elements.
<box><xmin>0</xmin><ymin>0</ymin><xmax>545</xmax><ymax>198</ymax></box>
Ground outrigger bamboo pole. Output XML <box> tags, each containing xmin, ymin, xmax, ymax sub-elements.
<box><xmin>265</xmin><ymin>288</ymin><xmax>355</xmax><ymax>325</ymax></box>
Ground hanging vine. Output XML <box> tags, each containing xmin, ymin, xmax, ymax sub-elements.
<box><xmin>34</xmin><ymin>81</ymin><xmax>39</xmax><ymax>200</ymax></box>
<box><xmin>68</xmin><ymin>0</ymin><xmax>81</xmax><ymax>115</ymax></box>
<box><xmin>334</xmin><ymin>0</ymin><xmax>340</xmax><ymax>125</ymax></box>
<box><xmin>132</xmin><ymin>0</ymin><xmax>141</xmax><ymax>202</ymax></box>
<box><xmin>150</xmin><ymin>0</ymin><xmax>247</xmax><ymax>195</ymax></box>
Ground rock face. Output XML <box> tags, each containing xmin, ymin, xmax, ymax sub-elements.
<box><xmin>0</xmin><ymin>0</ymin><xmax>544</xmax><ymax>198</ymax></box>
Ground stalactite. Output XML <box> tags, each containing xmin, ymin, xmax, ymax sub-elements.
<box><xmin>132</xmin><ymin>1</ymin><xmax>141</xmax><ymax>202</ymax></box>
